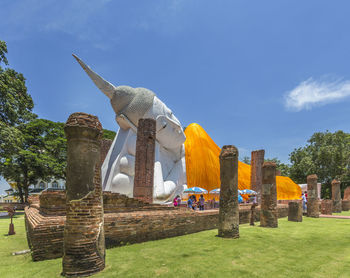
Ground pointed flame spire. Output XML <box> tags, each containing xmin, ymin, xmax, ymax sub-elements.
<box><xmin>72</xmin><ymin>54</ymin><xmax>116</xmax><ymax>100</ymax></box>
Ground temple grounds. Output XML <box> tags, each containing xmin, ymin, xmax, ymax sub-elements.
<box><xmin>1</xmin><ymin>214</ymin><xmax>350</xmax><ymax>278</ymax></box>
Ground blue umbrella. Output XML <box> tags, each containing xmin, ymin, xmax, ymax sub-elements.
<box><xmin>240</xmin><ymin>189</ymin><xmax>257</xmax><ymax>195</ymax></box>
<box><xmin>183</xmin><ymin>187</ymin><xmax>208</xmax><ymax>194</ymax></box>
<box><xmin>210</xmin><ymin>188</ymin><xmax>243</xmax><ymax>202</ymax></box>
<box><xmin>209</xmin><ymin>188</ymin><xmax>220</xmax><ymax>194</ymax></box>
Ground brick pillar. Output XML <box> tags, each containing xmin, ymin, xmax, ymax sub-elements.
<box><xmin>321</xmin><ymin>200</ymin><xmax>333</xmax><ymax>215</ymax></box>
<box><xmin>260</xmin><ymin>162</ymin><xmax>278</xmax><ymax>228</ymax></box>
<box><xmin>100</xmin><ymin>138</ymin><xmax>112</xmax><ymax>165</ymax></box>
<box><xmin>62</xmin><ymin>113</ymin><xmax>105</xmax><ymax>277</ymax></box>
<box><xmin>218</xmin><ymin>145</ymin><xmax>240</xmax><ymax>238</ymax></box>
<box><xmin>251</xmin><ymin>150</ymin><xmax>265</xmax><ymax>203</ymax></box>
<box><xmin>133</xmin><ymin>119</ymin><xmax>156</xmax><ymax>204</ymax></box>
<box><xmin>332</xmin><ymin>179</ymin><xmax>342</xmax><ymax>213</ymax></box>
<box><xmin>288</xmin><ymin>202</ymin><xmax>302</xmax><ymax>222</ymax></box>
<box><xmin>344</xmin><ymin>186</ymin><xmax>350</xmax><ymax>200</ymax></box>
<box><xmin>307</xmin><ymin>174</ymin><xmax>319</xmax><ymax>218</ymax></box>
<box><xmin>342</xmin><ymin>200</ymin><xmax>350</xmax><ymax>211</ymax></box>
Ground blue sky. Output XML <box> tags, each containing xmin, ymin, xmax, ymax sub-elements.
<box><xmin>1</xmin><ymin>0</ymin><xmax>350</xmax><ymax>172</ymax></box>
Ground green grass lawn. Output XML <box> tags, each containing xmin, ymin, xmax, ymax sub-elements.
<box><xmin>1</xmin><ymin>213</ymin><xmax>350</xmax><ymax>278</ymax></box>
<box><xmin>334</xmin><ymin>211</ymin><xmax>350</xmax><ymax>216</ymax></box>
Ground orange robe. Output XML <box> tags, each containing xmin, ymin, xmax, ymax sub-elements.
<box><xmin>184</xmin><ymin>123</ymin><xmax>301</xmax><ymax>200</ymax></box>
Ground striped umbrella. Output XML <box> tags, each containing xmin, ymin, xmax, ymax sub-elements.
<box><xmin>209</xmin><ymin>188</ymin><xmax>243</xmax><ymax>203</ymax></box>
<box><xmin>240</xmin><ymin>189</ymin><xmax>257</xmax><ymax>195</ymax></box>
<box><xmin>183</xmin><ymin>187</ymin><xmax>208</xmax><ymax>194</ymax></box>
<box><xmin>209</xmin><ymin>188</ymin><xmax>220</xmax><ymax>194</ymax></box>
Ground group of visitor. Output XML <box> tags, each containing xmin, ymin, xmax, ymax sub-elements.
<box><xmin>186</xmin><ymin>194</ymin><xmax>206</xmax><ymax>210</ymax></box>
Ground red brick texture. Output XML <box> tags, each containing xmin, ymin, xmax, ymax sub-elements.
<box><xmin>260</xmin><ymin>162</ymin><xmax>278</xmax><ymax>228</ymax></box>
<box><xmin>62</xmin><ymin>112</ymin><xmax>105</xmax><ymax>277</ymax></box>
<box><xmin>39</xmin><ymin>191</ymin><xmax>66</xmax><ymax>216</ymax></box>
<box><xmin>250</xmin><ymin>150</ymin><xmax>265</xmax><ymax>199</ymax></box>
<box><xmin>25</xmin><ymin>201</ymin><xmax>289</xmax><ymax>261</ymax></box>
<box><xmin>331</xmin><ymin>179</ymin><xmax>342</xmax><ymax>213</ymax></box>
<box><xmin>218</xmin><ymin>145</ymin><xmax>240</xmax><ymax>238</ymax></box>
<box><xmin>288</xmin><ymin>201</ymin><xmax>302</xmax><ymax>222</ymax></box>
<box><xmin>321</xmin><ymin>200</ymin><xmax>333</xmax><ymax>215</ymax></box>
<box><xmin>307</xmin><ymin>174</ymin><xmax>319</xmax><ymax>218</ymax></box>
<box><xmin>342</xmin><ymin>200</ymin><xmax>350</xmax><ymax>211</ymax></box>
<box><xmin>344</xmin><ymin>186</ymin><xmax>350</xmax><ymax>200</ymax></box>
<box><xmin>100</xmin><ymin>139</ymin><xmax>112</xmax><ymax>165</ymax></box>
<box><xmin>133</xmin><ymin>119</ymin><xmax>156</xmax><ymax>203</ymax></box>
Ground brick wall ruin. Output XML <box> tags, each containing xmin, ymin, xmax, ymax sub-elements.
<box><xmin>25</xmin><ymin>192</ymin><xmax>289</xmax><ymax>261</ymax></box>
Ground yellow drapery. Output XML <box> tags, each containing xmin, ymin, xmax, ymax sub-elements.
<box><xmin>184</xmin><ymin>123</ymin><xmax>301</xmax><ymax>200</ymax></box>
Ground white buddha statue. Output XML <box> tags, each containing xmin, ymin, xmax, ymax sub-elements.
<box><xmin>73</xmin><ymin>55</ymin><xmax>187</xmax><ymax>203</ymax></box>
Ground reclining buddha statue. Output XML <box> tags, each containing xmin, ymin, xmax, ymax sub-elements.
<box><xmin>73</xmin><ymin>55</ymin><xmax>187</xmax><ymax>203</ymax></box>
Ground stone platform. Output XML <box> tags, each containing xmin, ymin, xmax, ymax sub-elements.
<box><xmin>25</xmin><ymin>191</ymin><xmax>289</xmax><ymax>261</ymax></box>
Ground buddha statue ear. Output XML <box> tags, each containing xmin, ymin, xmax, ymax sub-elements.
<box><xmin>72</xmin><ymin>54</ymin><xmax>117</xmax><ymax>100</ymax></box>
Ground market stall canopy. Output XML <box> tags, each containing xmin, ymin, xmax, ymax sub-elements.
<box><xmin>184</xmin><ymin>123</ymin><xmax>301</xmax><ymax>200</ymax></box>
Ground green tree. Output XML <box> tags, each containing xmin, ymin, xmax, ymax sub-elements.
<box><xmin>265</xmin><ymin>158</ymin><xmax>291</xmax><ymax>177</ymax></box>
<box><xmin>0</xmin><ymin>40</ymin><xmax>35</xmax><ymax>126</ymax></box>
<box><xmin>289</xmin><ymin>131</ymin><xmax>350</xmax><ymax>198</ymax></box>
<box><xmin>241</xmin><ymin>156</ymin><xmax>251</xmax><ymax>165</ymax></box>
<box><xmin>103</xmin><ymin>129</ymin><xmax>116</xmax><ymax>141</ymax></box>
<box><xmin>0</xmin><ymin>40</ymin><xmax>36</xmax><ymax>159</ymax></box>
<box><xmin>0</xmin><ymin>119</ymin><xmax>67</xmax><ymax>203</ymax></box>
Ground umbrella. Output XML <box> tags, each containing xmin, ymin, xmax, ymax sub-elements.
<box><xmin>209</xmin><ymin>188</ymin><xmax>243</xmax><ymax>203</ymax></box>
<box><xmin>209</xmin><ymin>188</ymin><xmax>220</xmax><ymax>194</ymax></box>
<box><xmin>183</xmin><ymin>187</ymin><xmax>208</xmax><ymax>194</ymax></box>
<box><xmin>240</xmin><ymin>189</ymin><xmax>257</xmax><ymax>195</ymax></box>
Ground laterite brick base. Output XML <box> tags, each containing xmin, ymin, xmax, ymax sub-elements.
<box><xmin>25</xmin><ymin>196</ymin><xmax>289</xmax><ymax>262</ymax></box>
<box><xmin>342</xmin><ymin>200</ymin><xmax>350</xmax><ymax>211</ymax></box>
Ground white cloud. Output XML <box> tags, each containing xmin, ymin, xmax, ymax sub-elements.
<box><xmin>285</xmin><ymin>78</ymin><xmax>350</xmax><ymax>111</ymax></box>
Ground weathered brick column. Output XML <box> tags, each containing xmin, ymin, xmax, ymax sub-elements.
<box><xmin>288</xmin><ymin>202</ymin><xmax>302</xmax><ymax>222</ymax></box>
<box><xmin>62</xmin><ymin>113</ymin><xmax>105</xmax><ymax>277</ymax></box>
<box><xmin>344</xmin><ymin>186</ymin><xmax>350</xmax><ymax>200</ymax></box>
<box><xmin>251</xmin><ymin>150</ymin><xmax>265</xmax><ymax>203</ymax></box>
<box><xmin>332</xmin><ymin>179</ymin><xmax>342</xmax><ymax>213</ymax></box>
<box><xmin>342</xmin><ymin>200</ymin><xmax>350</xmax><ymax>211</ymax></box>
<box><xmin>100</xmin><ymin>138</ymin><xmax>112</xmax><ymax>165</ymax></box>
<box><xmin>218</xmin><ymin>145</ymin><xmax>239</xmax><ymax>238</ymax></box>
<box><xmin>260</xmin><ymin>162</ymin><xmax>278</xmax><ymax>228</ymax></box>
<box><xmin>133</xmin><ymin>119</ymin><xmax>156</xmax><ymax>204</ymax></box>
<box><xmin>321</xmin><ymin>200</ymin><xmax>333</xmax><ymax>215</ymax></box>
<box><xmin>307</xmin><ymin>174</ymin><xmax>319</xmax><ymax>218</ymax></box>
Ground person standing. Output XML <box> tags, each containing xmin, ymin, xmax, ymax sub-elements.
<box><xmin>177</xmin><ymin>195</ymin><xmax>182</xmax><ymax>207</ymax></box>
<box><xmin>187</xmin><ymin>196</ymin><xmax>193</xmax><ymax>209</ymax></box>
<box><xmin>173</xmin><ymin>196</ymin><xmax>178</xmax><ymax>207</ymax></box>
<box><xmin>302</xmin><ymin>193</ymin><xmax>307</xmax><ymax>213</ymax></box>
<box><xmin>199</xmin><ymin>194</ymin><xmax>205</xmax><ymax>211</ymax></box>
<box><xmin>250</xmin><ymin>195</ymin><xmax>257</xmax><ymax>226</ymax></box>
